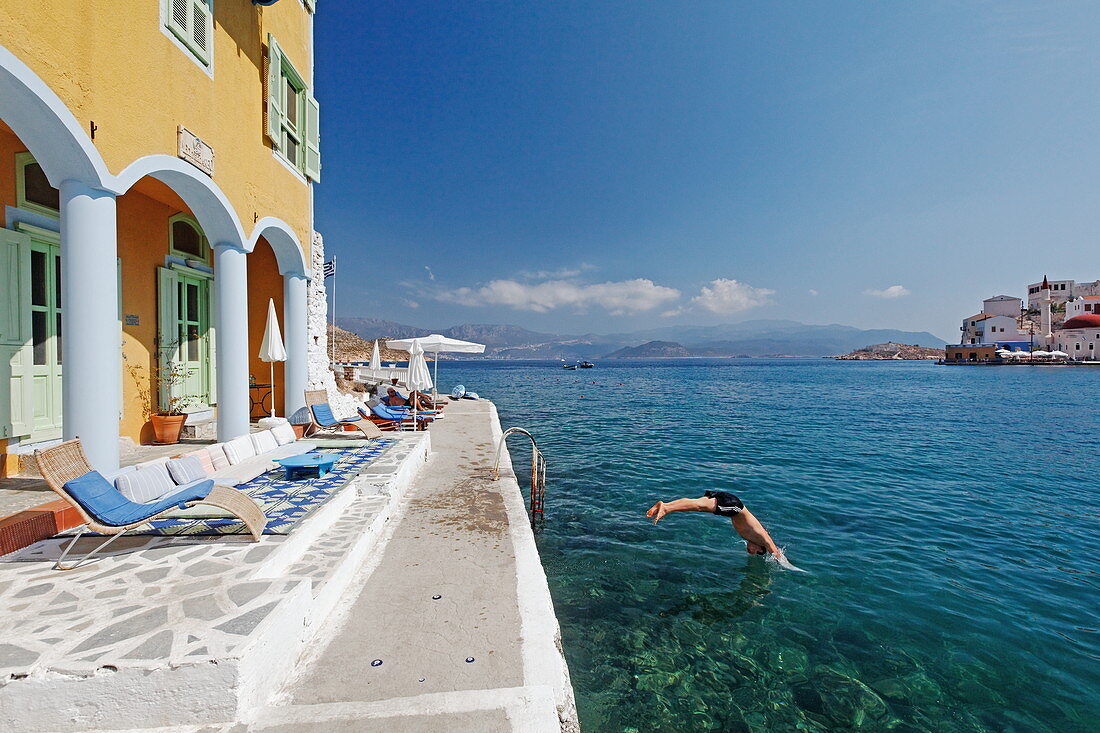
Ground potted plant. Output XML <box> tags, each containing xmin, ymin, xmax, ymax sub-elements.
<box><xmin>126</xmin><ymin>350</ymin><xmax>204</xmax><ymax>445</ymax></box>
<box><xmin>150</xmin><ymin>361</ymin><xmax>205</xmax><ymax>444</ymax></box>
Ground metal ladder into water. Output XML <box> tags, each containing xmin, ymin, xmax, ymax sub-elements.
<box><xmin>490</xmin><ymin>427</ymin><xmax>546</xmax><ymax>525</ymax></box>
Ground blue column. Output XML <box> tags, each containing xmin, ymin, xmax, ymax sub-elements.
<box><xmin>60</xmin><ymin>181</ymin><xmax>120</xmax><ymax>472</ymax></box>
<box><xmin>213</xmin><ymin>243</ymin><xmax>250</xmax><ymax>441</ymax></box>
<box><xmin>283</xmin><ymin>273</ymin><xmax>308</xmax><ymax>419</ymax></box>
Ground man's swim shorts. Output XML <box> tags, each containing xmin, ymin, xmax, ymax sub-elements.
<box><xmin>704</xmin><ymin>490</ymin><xmax>744</xmax><ymax>517</ymax></box>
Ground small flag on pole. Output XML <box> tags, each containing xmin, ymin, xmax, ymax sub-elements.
<box><xmin>323</xmin><ymin>257</ymin><xmax>337</xmax><ymax>279</ymax></box>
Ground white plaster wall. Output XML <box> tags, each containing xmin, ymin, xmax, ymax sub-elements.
<box><xmin>306</xmin><ymin>231</ymin><xmax>362</xmax><ymax>416</ymax></box>
<box><xmin>982</xmin><ymin>297</ymin><xmax>1021</xmax><ymax>318</ymax></box>
<box><xmin>980</xmin><ymin>315</ymin><xmax>1025</xmax><ymax>341</ymax></box>
<box><xmin>1054</xmin><ymin>328</ymin><xmax>1100</xmax><ymax>359</ymax></box>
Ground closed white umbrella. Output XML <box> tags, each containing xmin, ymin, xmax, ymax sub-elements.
<box><xmin>258</xmin><ymin>298</ymin><xmax>287</xmax><ymax>417</ymax></box>
<box><xmin>405</xmin><ymin>341</ymin><xmax>433</xmax><ymax>426</ymax></box>
<box><xmin>387</xmin><ymin>334</ymin><xmax>485</xmax><ymax>400</ymax></box>
<box><xmin>370</xmin><ymin>339</ymin><xmax>381</xmax><ymax>371</ymax></box>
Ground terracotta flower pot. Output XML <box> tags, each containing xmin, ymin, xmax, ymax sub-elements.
<box><xmin>150</xmin><ymin>414</ymin><xmax>188</xmax><ymax>445</ymax></box>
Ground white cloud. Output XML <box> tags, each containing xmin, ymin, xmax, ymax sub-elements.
<box><xmin>864</xmin><ymin>285</ymin><xmax>910</xmax><ymax>299</ymax></box>
<box><xmin>401</xmin><ymin>298</ymin><xmax>420</xmax><ymax>309</ymax></box>
<box><xmin>690</xmin><ymin>278</ymin><xmax>775</xmax><ymax>314</ymax></box>
<box><xmin>518</xmin><ymin>264</ymin><xmax>596</xmax><ymax>280</ymax></box>
<box><xmin>423</xmin><ymin>266</ymin><xmax>436</xmax><ymax>281</ymax></box>
<box><xmin>437</xmin><ymin>278</ymin><xmax>680</xmax><ymax>315</ymax></box>
<box><xmin>808</xmin><ymin>289</ymin><xmax>819</xmax><ymax>296</ymax></box>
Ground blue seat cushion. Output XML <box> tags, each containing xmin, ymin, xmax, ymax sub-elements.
<box><xmin>64</xmin><ymin>471</ymin><xmax>214</xmax><ymax>527</ymax></box>
<box><xmin>311</xmin><ymin>403</ymin><xmax>341</xmax><ymax>427</ymax></box>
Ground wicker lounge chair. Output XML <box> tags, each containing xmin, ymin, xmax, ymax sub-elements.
<box><xmin>35</xmin><ymin>439</ymin><xmax>267</xmax><ymax>571</ymax></box>
<box><xmin>304</xmin><ymin>390</ymin><xmax>384</xmax><ymax>439</ymax></box>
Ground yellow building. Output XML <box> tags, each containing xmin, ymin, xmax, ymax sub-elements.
<box><xmin>0</xmin><ymin>0</ymin><xmax>321</xmax><ymax>475</ymax></box>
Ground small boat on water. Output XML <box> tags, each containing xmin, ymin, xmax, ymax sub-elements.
<box><xmin>579</xmin><ymin>361</ymin><xmax>595</xmax><ymax>369</ymax></box>
<box><xmin>563</xmin><ymin>364</ymin><xmax>578</xmax><ymax>370</ymax></box>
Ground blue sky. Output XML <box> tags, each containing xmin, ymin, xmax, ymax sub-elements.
<box><xmin>313</xmin><ymin>2</ymin><xmax>1100</xmax><ymax>341</ymax></box>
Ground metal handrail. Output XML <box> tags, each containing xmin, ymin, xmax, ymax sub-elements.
<box><xmin>491</xmin><ymin>427</ymin><xmax>546</xmax><ymax>524</ymax></box>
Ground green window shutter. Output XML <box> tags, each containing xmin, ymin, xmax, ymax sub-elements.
<box><xmin>266</xmin><ymin>34</ymin><xmax>285</xmax><ymax>150</ymax></box>
<box><xmin>190</xmin><ymin>0</ymin><xmax>213</xmax><ymax>65</ymax></box>
<box><xmin>304</xmin><ymin>94</ymin><xmax>321</xmax><ymax>182</ymax></box>
<box><xmin>157</xmin><ymin>267</ymin><xmax>180</xmax><ymax>410</ymax></box>
<box><xmin>0</xmin><ymin>228</ymin><xmax>32</xmax><ymax>438</ymax></box>
<box><xmin>0</xmin><ymin>228</ymin><xmax>30</xmax><ymax>347</ymax></box>
<box><xmin>167</xmin><ymin>0</ymin><xmax>191</xmax><ymax>46</ymax></box>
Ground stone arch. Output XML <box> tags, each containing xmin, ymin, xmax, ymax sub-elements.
<box><xmin>114</xmin><ymin>155</ymin><xmax>246</xmax><ymax>249</ymax></box>
<box><xmin>0</xmin><ymin>44</ymin><xmax>111</xmax><ymax>189</ymax></box>
<box><xmin>246</xmin><ymin>217</ymin><xmax>309</xmax><ymax>277</ymax></box>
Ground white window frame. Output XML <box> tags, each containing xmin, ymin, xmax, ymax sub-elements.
<box><xmin>168</xmin><ymin>213</ymin><xmax>210</xmax><ymax>263</ymax></box>
<box><xmin>161</xmin><ymin>0</ymin><xmax>215</xmax><ymax>76</ymax></box>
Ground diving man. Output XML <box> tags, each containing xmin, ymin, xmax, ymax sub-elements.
<box><xmin>646</xmin><ymin>491</ymin><xmax>800</xmax><ymax>569</ymax></box>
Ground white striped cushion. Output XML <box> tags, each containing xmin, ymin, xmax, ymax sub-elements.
<box><xmin>223</xmin><ymin>435</ymin><xmax>257</xmax><ymax>464</ymax></box>
<box><xmin>187</xmin><ymin>448</ymin><xmax>215</xmax><ymax>475</ymax></box>
<box><xmin>207</xmin><ymin>444</ymin><xmax>230</xmax><ymax>471</ymax></box>
<box><xmin>115</xmin><ymin>462</ymin><xmax>178</xmax><ymax>503</ymax></box>
<box><xmin>250</xmin><ymin>430</ymin><xmax>279</xmax><ymax>455</ymax></box>
<box><xmin>167</xmin><ymin>455</ymin><xmax>207</xmax><ymax>484</ymax></box>
<box><xmin>271</xmin><ymin>423</ymin><xmax>297</xmax><ymax>445</ymax></box>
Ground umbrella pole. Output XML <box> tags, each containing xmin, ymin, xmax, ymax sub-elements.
<box><xmin>433</xmin><ymin>352</ymin><xmax>439</xmax><ymax>402</ymax></box>
<box><xmin>270</xmin><ymin>362</ymin><xmax>275</xmax><ymax>417</ymax></box>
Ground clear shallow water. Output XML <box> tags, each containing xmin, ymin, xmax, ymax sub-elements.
<box><xmin>441</xmin><ymin>359</ymin><xmax>1100</xmax><ymax>732</ymax></box>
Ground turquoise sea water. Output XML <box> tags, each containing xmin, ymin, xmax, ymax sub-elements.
<box><xmin>442</xmin><ymin>359</ymin><xmax>1099</xmax><ymax>732</ymax></box>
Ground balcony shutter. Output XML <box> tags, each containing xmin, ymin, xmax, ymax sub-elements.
<box><xmin>304</xmin><ymin>95</ymin><xmax>321</xmax><ymax>181</ymax></box>
<box><xmin>266</xmin><ymin>34</ymin><xmax>284</xmax><ymax>150</ymax></box>
<box><xmin>190</xmin><ymin>0</ymin><xmax>212</xmax><ymax>64</ymax></box>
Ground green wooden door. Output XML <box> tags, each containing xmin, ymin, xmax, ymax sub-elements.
<box><xmin>26</xmin><ymin>239</ymin><xmax>63</xmax><ymax>439</ymax></box>
<box><xmin>158</xmin><ymin>267</ymin><xmax>212</xmax><ymax>412</ymax></box>
<box><xmin>0</xmin><ymin>227</ymin><xmax>31</xmax><ymax>440</ymax></box>
<box><xmin>177</xmin><ymin>273</ymin><xmax>209</xmax><ymax>404</ymax></box>
<box><xmin>2</xmin><ymin>226</ymin><xmax>62</xmax><ymax>441</ymax></box>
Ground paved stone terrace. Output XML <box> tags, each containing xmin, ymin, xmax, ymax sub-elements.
<box><xmin>0</xmin><ymin>433</ymin><xmax>430</xmax><ymax>731</ymax></box>
<box><xmin>0</xmin><ymin>400</ymin><xmax>576</xmax><ymax>732</ymax></box>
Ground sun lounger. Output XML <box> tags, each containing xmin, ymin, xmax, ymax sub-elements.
<box><xmin>305</xmin><ymin>389</ymin><xmax>384</xmax><ymax>439</ymax></box>
<box><xmin>34</xmin><ymin>439</ymin><xmax>267</xmax><ymax>570</ymax></box>
<box><xmin>360</xmin><ymin>403</ymin><xmax>433</xmax><ymax>431</ymax></box>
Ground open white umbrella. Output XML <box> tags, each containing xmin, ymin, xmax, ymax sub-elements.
<box><xmin>1050</xmin><ymin>350</ymin><xmax>1069</xmax><ymax>358</ymax></box>
<box><xmin>405</xmin><ymin>341</ymin><xmax>433</xmax><ymax>426</ymax></box>
<box><xmin>258</xmin><ymin>298</ymin><xmax>287</xmax><ymax>417</ymax></box>
<box><xmin>386</xmin><ymin>334</ymin><xmax>485</xmax><ymax>400</ymax></box>
<box><xmin>1031</xmin><ymin>350</ymin><xmax>1052</xmax><ymax>357</ymax></box>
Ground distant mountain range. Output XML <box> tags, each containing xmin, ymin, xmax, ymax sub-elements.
<box><xmin>336</xmin><ymin>317</ymin><xmax>946</xmax><ymax>359</ymax></box>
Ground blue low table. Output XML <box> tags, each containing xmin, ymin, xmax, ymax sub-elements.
<box><xmin>275</xmin><ymin>452</ymin><xmax>338</xmax><ymax>481</ymax></box>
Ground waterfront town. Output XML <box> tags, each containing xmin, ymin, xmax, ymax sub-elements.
<box><xmin>944</xmin><ymin>276</ymin><xmax>1100</xmax><ymax>364</ymax></box>
<box><xmin>0</xmin><ymin>3</ymin><xmax>574</xmax><ymax>730</ymax></box>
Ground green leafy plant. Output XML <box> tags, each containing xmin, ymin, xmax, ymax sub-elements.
<box><xmin>124</xmin><ymin>339</ymin><xmax>208</xmax><ymax>417</ymax></box>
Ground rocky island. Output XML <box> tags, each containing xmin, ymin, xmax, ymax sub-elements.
<box><xmin>834</xmin><ymin>342</ymin><xmax>942</xmax><ymax>360</ymax></box>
